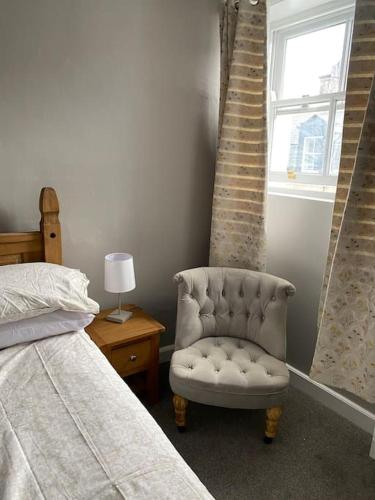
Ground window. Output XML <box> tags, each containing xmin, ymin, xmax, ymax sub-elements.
<box><xmin>301</xmin><ymin>136</ymin><xmax>325</xmax><ymax>173</ymax></box>
<box><xmin>268</xmin><ymin>6</ymin><xmax>354</xmax><ymax>199</ymax></box>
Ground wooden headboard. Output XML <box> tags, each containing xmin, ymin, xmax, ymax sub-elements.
<box><xmin>0</xmin><ymin>187</ymin><xmax>62</xmax><ymax>266</ymax></box>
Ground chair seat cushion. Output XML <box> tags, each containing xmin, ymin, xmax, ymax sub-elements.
<box><xmin>169</xmin><ymin>337</ymin><xmax>289</xmax><ymax>409</ymax></box>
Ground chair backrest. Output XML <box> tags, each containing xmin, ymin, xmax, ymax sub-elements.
<box><xmin>174</xmin><ymin>267</ymin><xmax>295</xmax><ymax>361</ymax></box>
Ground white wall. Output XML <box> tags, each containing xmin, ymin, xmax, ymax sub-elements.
<box><xmin>0</xmin><ymin>0</ymin><xmax>221</xmax><ymax>346</ymax></box>
<box><xmin>268</xmin><ymin>0</ymin><xmax>354</xmax><ymax>24</ymax></box>
<box><xmin>267</xmin><ymin>193</ymin><xmax>375</xmax><ymax>414</ymax></box>
<box><xmin>266</xmin><ymin>194</ymin><xmax>333</xmax><ymax>372</ymax></box>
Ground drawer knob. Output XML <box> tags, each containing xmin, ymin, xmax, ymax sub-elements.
<box><xmin>130</xmin><ymin>354</ymin><xmax>137</xmax><ymax>362</ymax></box>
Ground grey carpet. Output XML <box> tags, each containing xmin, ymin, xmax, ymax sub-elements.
<box><xmin>147</xmin><ymin>363</ymin><xmax>375</xmax><ymax>500</ymax></box>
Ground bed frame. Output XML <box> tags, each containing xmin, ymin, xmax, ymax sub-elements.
<box><xmin>0</xmin><ymin>187</ymin><xmax>62</xmax><ymax>266</ymax></box>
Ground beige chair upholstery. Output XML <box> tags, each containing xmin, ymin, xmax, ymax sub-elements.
<box><xmin>169</xmin><ymin>267</ymin><xmax>295</xmax><ymax>441</ymax></box>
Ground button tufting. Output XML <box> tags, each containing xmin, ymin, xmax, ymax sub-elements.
<box><xmin>229</xmin><ymin>311</ymin><xmax>234</xmax><ymax>317</ymax></box>
<box><xmin>257</xmin><ymin>291</ymin><xmax>261</xmax><ymax>298</ymax></box>
<box><xmin>202</xmin><ymin>354</ymin><xmax>207</xmax><ymax>358</ymax></box>
<box><xmin>242</xmin><ymin>370</ymin><xmax>247</xmax><ymax>374</ymax></box>
<box><xmin>272</xmin><ymin>295</ymin><xmax>276</xmax><ymax>301</ymax></box>
<box><xmin>213</xmin><ymin>311</ymin><xmax>216</xmax><ymax>316</ymax></box>
<box><xmin>239</xmin><ymin>290</ymin><xmax>244</xmax><ymax>297</ymax></box>
<box><xmin>215</xmin><ymin>369</ymin><xmax>220</xmax><ymax>373</ymax></box>
<box><xmin>261</xmin><ymin>315</ymin><xmax>265</xmax><ymax>321</ymax></box>
<box><xmin>222</xmin><ymin>290</ymin><xmax>225</xmax><ymax>297</ymax></box>
<box><xmin>246</xmin><ymin>312</ymin><xmax>250</xmax><ymax>319</ymax></box>
<box><xmin>206</xmin><ymin>288</ymin><xmax>209</xmax><ymax>295</ymax></box>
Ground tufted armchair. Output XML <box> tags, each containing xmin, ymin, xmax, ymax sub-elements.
<box><xmin>169</xmin><ymin>267</ymin><xmax>296</xmax><ymax>442</ymax></box>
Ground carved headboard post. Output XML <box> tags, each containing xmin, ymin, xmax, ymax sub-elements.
<box><xmin>39</xmin><ymin>187</ymin><xmax>62</xmax><ymax>265</ymax></box>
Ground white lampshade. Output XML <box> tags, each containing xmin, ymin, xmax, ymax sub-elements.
<box><xmin>104</xmin><ymin>253</ymin><xmax>136</xmax><ymax>293</ymax></box>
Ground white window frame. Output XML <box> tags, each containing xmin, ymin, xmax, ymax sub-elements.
<box><xmin>268</xmin><ymin>2</ymin><xmax>355</xmax><ymax>200</ymax></box>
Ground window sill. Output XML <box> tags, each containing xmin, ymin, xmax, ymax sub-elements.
<box><xmin>267</xmin><ymin>189</ymin><xmax>335</xmax><ymax>203</ymax></box>
<box><xmin>267</xmin><ymin>181</ymin><xmax>336</xmax><ymax>202</ymax></box>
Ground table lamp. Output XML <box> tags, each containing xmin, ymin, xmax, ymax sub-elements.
<box><xmin>104</xmin><ymin>253</ymin><xmax>136</xmax><ymax>323</ymax></box>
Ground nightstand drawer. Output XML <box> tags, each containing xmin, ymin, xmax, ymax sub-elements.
<box><xmin>111</xmin><ymin>340</ymin><xmax>151</xmax><ymax>376</ymax></box>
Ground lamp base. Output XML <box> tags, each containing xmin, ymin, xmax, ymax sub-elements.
<box><xmin>106</xmin><ymin>309</ymin><xmax>133</xmax><ymax>324</ymax></box>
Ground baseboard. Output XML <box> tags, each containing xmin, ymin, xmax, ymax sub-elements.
<box><xmin>287</xmin><ymin>364</ymin><xmax>375</xmax><ymax>436</ymax></box>
<box><xmin>158</xmin><ymin>345</ymin><xmax>375</xmax><ymax>439</ymax></box>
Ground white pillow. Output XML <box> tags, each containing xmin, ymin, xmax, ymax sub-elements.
<box><xmin>0</xmin><ymin>262</ymin><xmax>99</xmax><ymax>324</ymax></box>
<box><xmin>0</xmin><ymin>310</ymin><xmax>94</xmax><ymax>349</ymax></box>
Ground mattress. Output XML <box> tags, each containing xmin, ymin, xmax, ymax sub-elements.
<box><xmin>0</xmin><ymin>330</ymin><xmax>213</xmax><ymax>499</ymax></box>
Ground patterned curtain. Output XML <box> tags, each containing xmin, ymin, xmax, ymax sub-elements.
<box><xmin>318</xmin><ymin>0</ymin><xmax>375</xmax><ymax>322</ymax></box>
<box><xmin>310</xmin><ymin>0</ymin><xmax>375</xmax><ymax>403</ymax></box>
<box><xmin>209</xmin><ymin>0</ymin><xmax>267</xmax><ymax>271</ymax></box>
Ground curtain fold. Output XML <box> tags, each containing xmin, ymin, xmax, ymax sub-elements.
<box><xmin>311</xmin><ymin>0</ymin><xmax>375</xmax><ymax>403</ymax></box>
<box><xmin>209</xmin><ymin>0</ymin><xmax>267</xmax><ymax>271</ymax></box>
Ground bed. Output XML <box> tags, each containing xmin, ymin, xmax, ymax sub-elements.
<box><xmin>0</xmin><ymin>188</ymin><xmax>212</xmax><ymax>500</ymax></box>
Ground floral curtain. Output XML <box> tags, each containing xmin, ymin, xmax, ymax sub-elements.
<box><xmin>209</xmin><ymin>0</ymin><xmax>267</xmax><ymax>271</ymax></box>
<box><xmin>310</xmin><ymin>0</ymin><xmax>375</xmax><ymax>403</ymax></box>
<box><xmin>318</xmin><ymin>0</ymin><xmax>375</xmax><ymax>322</ymax></box>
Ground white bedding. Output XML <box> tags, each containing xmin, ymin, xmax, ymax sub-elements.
<box><xmin>0</xmin><ymin>310</ymin><xmax>94</xmax><ymax>349</ymax></box>
<box><xmin>0</xmin><ymin>263</ymin><xmax>99</xmax><ymax>324</ymax></box>
<box><xmin>0</xmin><ymin>331</ymin><xmax>213</xmax><ymax>499</ymax></box>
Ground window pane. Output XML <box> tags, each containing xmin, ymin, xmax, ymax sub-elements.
<box><xmin>302</xmin><ymin>136</ymin><xmax>325</xmax><ymax>173</ymax></box>
<box><xmin>329</xmin><ymin>105</ymin><xmax>344</xmax><ymax>175</ymax></box>
<box><xmin>282</xmin><ymin>23</ymin><xmax>346</xmax><ymax>99</ymax></box>
<box><xmin>270</xmin><ymin>110</ymin><xmax>329</xmax><ymax>175</ymax></box>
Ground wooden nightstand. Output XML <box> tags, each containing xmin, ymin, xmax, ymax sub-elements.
<box><xmin>86</xmin><ymin>304</ymin><xmax>165</xmax><ymax>404</ymax></box>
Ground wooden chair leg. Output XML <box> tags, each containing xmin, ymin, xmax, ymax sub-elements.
<box><xmin>264</xmin><ymin>405</ymin><xmax>283</xmax><ymax>444</ymax></box>
<box><xmin>172</xmin><ymin>394</ymin><xmax>188</xmax><ymax>432</ymax></box>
